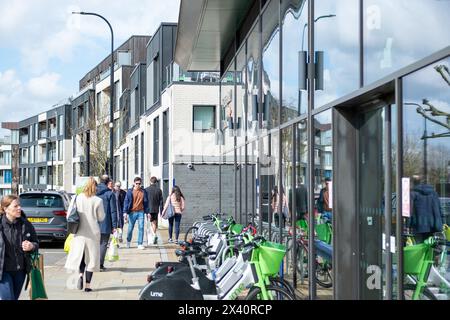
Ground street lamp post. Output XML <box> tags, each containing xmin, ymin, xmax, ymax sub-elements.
<box><xmin>72</xmin><ymin>11</ymin><xmax>114</xmax><ymax>180</ymax></box>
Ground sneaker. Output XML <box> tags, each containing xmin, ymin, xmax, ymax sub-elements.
<box><xmin>126</xmin><ymin>242</ymin><xmax>131</xmax><ymax>249</ymax></box>
<box><xmin>137</xmin><ymin>245</ymin><xmax>145</xmax><ymax>250</ymax></box>
<box><xmin>153</xmin><ymin>235</ymin><xmax>158</xmax><ymax>245</ymax></box>
<box><xmin>175</xmin><ymin>239</ymin><xmax>179</xmax><ymax>245</ymax></box>
<box><xmin>168</xmin><ymin>238</ymin><xmax>173</xmax><ymax>243</ymax></box>
<box><xmin>100</xmin><ymin>265</ymin><xmax>107</xmax><ymax>272</ymax></box>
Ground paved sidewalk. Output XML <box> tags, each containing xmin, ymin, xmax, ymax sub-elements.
<box><xmin>20</xmin><ymin>225</ymin><xmax>180</xmax><ymax>300</ymax></box>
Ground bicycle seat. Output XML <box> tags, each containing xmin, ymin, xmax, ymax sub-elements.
<box><xmin>175</xmin><ymin>249</ymin><xmax>197</xmax><ymax>257</ymax></box>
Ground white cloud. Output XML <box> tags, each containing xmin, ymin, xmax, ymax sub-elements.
<box><xmin>26</xmin><ymin>72</ymin><xmax>65</xmax><ymax>98</ymax></box>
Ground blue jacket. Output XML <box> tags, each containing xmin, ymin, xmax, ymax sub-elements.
<box><xmin>410</xmin><ymin>184</ymin><xmax>443</xmax><ymax>234</ymax></box>
<box><xmin>123</xmin><ymin>187</ymin><xmax>149</xmax><ymax>214</ymax></box>
<box><xmin>96</xmin><ymin>183</ymin><xmax>118</xmax><ymax>234</ymax></box>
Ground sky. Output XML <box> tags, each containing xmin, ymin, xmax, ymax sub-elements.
<box><xmin>0</xmin><ymin>0</ymin><xmax>180</xmax><ymax>138</ymax></box>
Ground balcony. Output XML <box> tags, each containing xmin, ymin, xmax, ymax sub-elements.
<box><xmin>49</xmin><ymin>127</ymin><xmax>57</xmax><ymax>137</ymax></box>
<box><xmin>168</xmin><ymin>63</ymin><xmax>220</xmax><ymax>85</ymax></box>
<box><xmin>38</xmin><ymin>175</ymin><xmax>46</xmax><ymax>185</ymax></box>
<box><xmin>38</xmin><ymin>130</ymin><xmax>47</xmax><ymax>139</ymax></box>
<box><xmin>20</xmin><ymin>135</ymin><xmax>29</xmax><ymax>144</ymax></box>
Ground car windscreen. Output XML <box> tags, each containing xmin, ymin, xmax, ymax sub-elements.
<box><xmin>19</xmin><ymin>194</ymin><xmax>64</xmax><ymax>208</ymax></box>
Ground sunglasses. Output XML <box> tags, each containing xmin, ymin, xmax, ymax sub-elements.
<box><xmin>135</xmin><ymin>182</ymin><xmax>141</xmax><ymax>185</ymax></box>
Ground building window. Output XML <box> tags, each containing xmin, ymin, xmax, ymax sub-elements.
<box><xmin>134</xmin><ymin>137</ymin><xmax>139</xmax><ymax>175</ymax></box>
<box><xmin>153</xmin><ymin>117</ymin><xmax>159</xmax><ymax>166</ymax></box>
<box><xmin>193</xmin><ymin>105</ymin><xmax>216</xmax><ymax>132</ymax></box>
<box><xmin>140</xmin><ymin>132</ymin><xmax>144</xmax><ymax>178</ymax></box>
<box><xmin>163</xmin><ymin>111</ymin><xmax>169</xmax><ymax>163</ymax></box>
<box><xmin>114</xmin><ymin>81</ymin><xmax>120</xmax><ymax>111</ymax></box>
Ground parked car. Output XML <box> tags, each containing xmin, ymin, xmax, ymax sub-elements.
<box><xmin>19</xmin><ymin>191</ymin><xmax>69</xmax><ymax>242</ymax></box>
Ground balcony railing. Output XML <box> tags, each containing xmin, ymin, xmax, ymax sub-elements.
<box><xmin>49</xmin><ymin>128</ymin><xmax>57</xmax><ymax>137</ymax></box>
<box><xmin>167</xmin><ymin>62</ymin><xmax>220</xmax><ymax>85</ymax></box>
<box><xmin>20</xmin><ymin>135</ymin><xmax>29</xmax><ymax>144</ymax></box>
<box><xmin>38</xmin><ymin>175</ymin><xmax>46</xmax><ymax>185</ymax></box>
<box><xmin>38</xmin><ymin>130</ymin><xmax>47</xmax><ymax>139</ymax></box>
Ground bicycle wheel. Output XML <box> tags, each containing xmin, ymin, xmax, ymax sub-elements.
<box><xmin>184</xmin><ymin>226</ymin><xmax>198</xmax><ymax>242</ymax></box>
<box><xmin>315</xmin><ymin>260</ymin><xmax>333</xmax><ymax>288</ymax></box>
<box><xmin>269</xmin><ymin>277</ymin><xmax>296</xmax><ymax>297</ymax></box>
<box><xmin>403</xmin><ymin>284</ymin><xmax>437</xmax><ymax>300</ymax></box>
<box><xmin>245</xmin><ymin>285</ymin><xmax>296</xmax><ymax>300</ymax></box>
<box><xmin>296</xmin><ymin>244</ymin><xmax>308</xmax><ymax>279</ymax></box>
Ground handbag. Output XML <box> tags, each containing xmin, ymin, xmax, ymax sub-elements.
<box><xmin>67</xmin><ymin>195</ymin><xmax>80</xmax><ymax>234</ymax></box>
<box><xmin>167</xmin><ymin>200</ymin><xmax>175</xmax><ymax>219</ymax></box>
<box><xmin>29</xmin><ymin>252</ymin><xmax>48</xmax><ymax>300</ymax></box>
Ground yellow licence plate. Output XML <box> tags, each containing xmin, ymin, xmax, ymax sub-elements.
<box><xmin>28</xmin><ymin>217</ymin><xmax>48</xmax><ymax>223</ymax></box>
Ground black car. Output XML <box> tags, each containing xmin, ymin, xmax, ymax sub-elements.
<box><xmin>19</xmin><ymin>191</ymin><xmax>69</xmax><ymax>242</ymax></box>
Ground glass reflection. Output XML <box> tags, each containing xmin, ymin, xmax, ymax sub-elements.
<box><xmin>281</xmin><ymin>0</ymin><xmax>308</xmax><ymax>122</ymax></box>
<box><xmin>403</xmin><ymin>57</ymin><xmax>450</xmax><ymax>300</ymax></box>
<box><xmin>262</xmin><ymin>0</ymin><xmax>281</xmax><ymax>129</ymax></box>
<box><xmin>364</xmin><ymin>0</ymin><xmax>450</xmax><ymax>85</ymax></box>
<box><xmin>315</xmin><ymin>0</ymin><xmax>359</xmax><ymax>108</ymax></box>
<box><xmin>247</xmin><ymin>23</ymin><xmax>260</xmax><ymax>141</ymax></box>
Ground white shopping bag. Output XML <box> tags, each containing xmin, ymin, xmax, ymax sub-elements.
<box><xmin>106</xmin><ymin>236</ymin><xmax>119</xmax><ymax>262</ymax></box>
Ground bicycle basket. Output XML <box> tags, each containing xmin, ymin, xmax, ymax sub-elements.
<box><xmin>296</xmin><ymin>219</ymin><xmax>309</xmax><ymax>233</ymax></box>
<box><xmin>230</xmin><ymin>223</ymin><xmax>243</xmax><ymax>235</ymax></box>
<box><xmin>258</xmin><ymin>241</ymin><xmax>286</xmax><ymax>276</ymax></box>
<box><xmin>403</xmin><ymin>243</ymin><xmax>428</xmax><ymax>275</ymax></box>
<box><xmin>315</xmin><ymin>223</ymin><xmax>332</xmax><ymax>244</ymax></box>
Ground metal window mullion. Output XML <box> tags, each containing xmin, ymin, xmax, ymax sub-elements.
<box><xmin>359</xmin><ymin>0</ymin><xmax>364</xmax><ymax>88</ymax></box>
<box><xmin>307</xmin><ymin>0</ymin><xmax>317</xmax><ymax>300</ymax></box>
<box><xmin>292</xmin><ymin>123</ymin><xmax>297</xmax><ymax>288</ymax></box>
<box><xmin>395</xmin><ymin>77</ymin><xmax>404</xmax><ymax>299</ymax></box>
<box><xmin>278</xmin><ymin>0</ymin><xmax>283</xmax><ymax>246</ymax></box>
<box><xmin>385</xmin><ymin>104</ymin><xmax>392</xmax><ymax>300</ymax></box>
<box><xmin>245</xmin><ymin>41</ymin><xmax>249</xmax><ymax>226</ymax></box>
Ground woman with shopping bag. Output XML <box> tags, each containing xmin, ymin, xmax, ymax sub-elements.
<box><xmin>64</xmin><ymin>177</ymin><xmax>105</xmax><ymax>292</ymax></box>
<box><xmin>0</xmin><ymin>195</ymin><xmax>39</xmax><ymax>300</ymax></box>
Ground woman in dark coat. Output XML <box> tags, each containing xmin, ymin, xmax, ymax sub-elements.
<box><xmin>0</xmin><ymin>195</ymin><xmax>39</xmax><ymax>300</ymax></box>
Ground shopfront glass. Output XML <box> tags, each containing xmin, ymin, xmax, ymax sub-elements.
<box><xmin>221</xmin><ymin>150</ymin><xmax>236</xmax><ymax>218</ymax></box>
<box><xmin>248</xmin><ymin>140</ymin><xmax>258</xmax><ymax>226</ymax></box>
<box><xmin>315</xmin><ymin>0</ymin><xmax>359</xmax><ymax>108</ymax></box>
<box><xmin>236</xmin><ymin>48</ymin><xmax>246</xmax><ymax>148</ymax></box>
<box><xmin>313</xmin><ymin>109</ymin><xmax>333</xmax><ymax>299</ymax></box>
<box><xmin>281</xmin><ymin>0</ymin><xmax>308</xmax><ymax>121</ymax></box>
<box><xmin>262</xmin><ymin>0</ymin><xmax>281</xmax><ymax>130</ymax></box>
<box><xmin>221</xmin><ymin>65</ymin><xmax>236</xmax><ymax>152</ymax></box>
<box><xmin>364</xmin><ymin>0</ymin><xmax>450</xmax><ymax>85</ymax></box>
<box><xmin>247</xmin><ymin>22</ymin><xmax>260</xmax><ymax>142</ymax></box>
<box><xmin>402</xmin><ymin>57</ymin><xmax>450</xmax><ymax>300</ymax></box>
<box><xmin>259</xmin><ymin>135</ymin><xmax>272</xmax><ymax>225</ymax></box>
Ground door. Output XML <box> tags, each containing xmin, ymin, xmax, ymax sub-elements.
<box><xmin>334</xmin><ymin>87</ymin><xmax>396</xmax><ymax>299</ymax></box>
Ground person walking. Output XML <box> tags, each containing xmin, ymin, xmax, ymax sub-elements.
<box><xmin>317</xmin><ymin>177</ymin><xmax>332</xmax><ymax>222</ymax></box>
<box><xmin>0</xmin><ymin>195</ymin><xmax>39</xmax><ymax>300</ymax></box>
<box><xmin>145</xmin><ymin>177</ymin><xmax>163</xmax><ymax>245</ymax></box>
<box><xmin>113</xmin><ymin>181</ymin><xmax>126</xmax><ymax>243</ymax></box>
<box><xmin>162</xmin><ymin>185</ymin><xmax>185</xmax><ymax>244</ymax></box>
<box><xmin>96</xmin><ymin>175</ymin><xmax>117</xmax><ymax>271</ymax></box>
<box><xmin>271</xmin><ymin>186</ymin><xmax>288</xmax><ymax>228</ymax></box>
<box><xmin>64</xmin><ymin>177</ymin><xmax>105</xmax><ymax>292</ymax></box>
<box><xmin>123</xmin><ymin>177</ymin><xmax>149</xmax><ymax>249</ymax></box>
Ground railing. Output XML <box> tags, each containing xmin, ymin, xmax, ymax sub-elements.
<box><xmin>20</xmin><ymin>135</ymin><xmax>29</xmax><ymax>144</ymax></box>
<box><xmin>49</xmin><ymin>128</ymin><xmax>57</xmax><ymax>137</ymax></box>
<box><xmin>38</xmin><ymin>175</ymin><xmax>46</xmax><ymax>185</ymax></box>
<box><xmin>167</xmin><ymin>62</ymin><xmax>220</xmax><ymax>85</ymax></box>
<box><xmin>38</xmin><ymin>130</ymin><xmax>47</xmax><ymax>139</ymax></box>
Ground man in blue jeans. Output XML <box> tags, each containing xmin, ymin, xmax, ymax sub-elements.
<box><xmin>123</xmin><ymin>177</ymin><xmax>149</xmax><ymax>249</ymax></box>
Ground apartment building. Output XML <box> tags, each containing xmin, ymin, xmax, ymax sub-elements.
<box><xmin>17</xmin><ymin>104</ymin><xmax>72</xmax><ymax>193</ymax></box>
<box><xmin>1</xmin><ymin>122</ymin><xmax>19</xmax><ymax>195</ymax></box>
<box><xmin>72</xmin><ymin>35</ymin><xmax>150</xmax><ymax>188</ymax></box>
<box><xmin>0</xmin><ymin>136</ymin><xmax>14</xmax><ymax>197</ymax></box>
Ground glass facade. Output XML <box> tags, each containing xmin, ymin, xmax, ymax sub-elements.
<box><xmin>215</xmin><ymin>0</ymin><xmax>449</xmax><ymax>300</ymax></box>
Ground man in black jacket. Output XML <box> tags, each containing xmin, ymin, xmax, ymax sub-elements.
<box><xmin>145</xmin><ymin>176</ymin><xmax>163</xmax><ymax>245</ymax></box>
<box><xmin>113</xmin><ymin>181</ymin><xmax>127</xmax><ymax>242</ymax></box>
<box><xmin>96</xmin><ymin>175</ymin><xmax>117</xmax><ymax>271</ymax></box>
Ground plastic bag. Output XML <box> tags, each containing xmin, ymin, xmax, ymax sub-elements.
<box><xmin>106</xmin><ymin>236</ymin><xmax>119</xmax><ymax>262</ymax></box>
<box><xmin>64</xmin><ymin>234</ymin><xmax>74</xmax><ymax>253</ymax></box>
<box><xmin>29</xmin><ymin>253</ymin><xmax>48</xmax><ymax>300</ymax></box>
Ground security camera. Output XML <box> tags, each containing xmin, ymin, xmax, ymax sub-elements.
<box><xmin>187</xmin><ymin>163</ymin><xmax>193</xmax><ymax>170</ymax></box>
